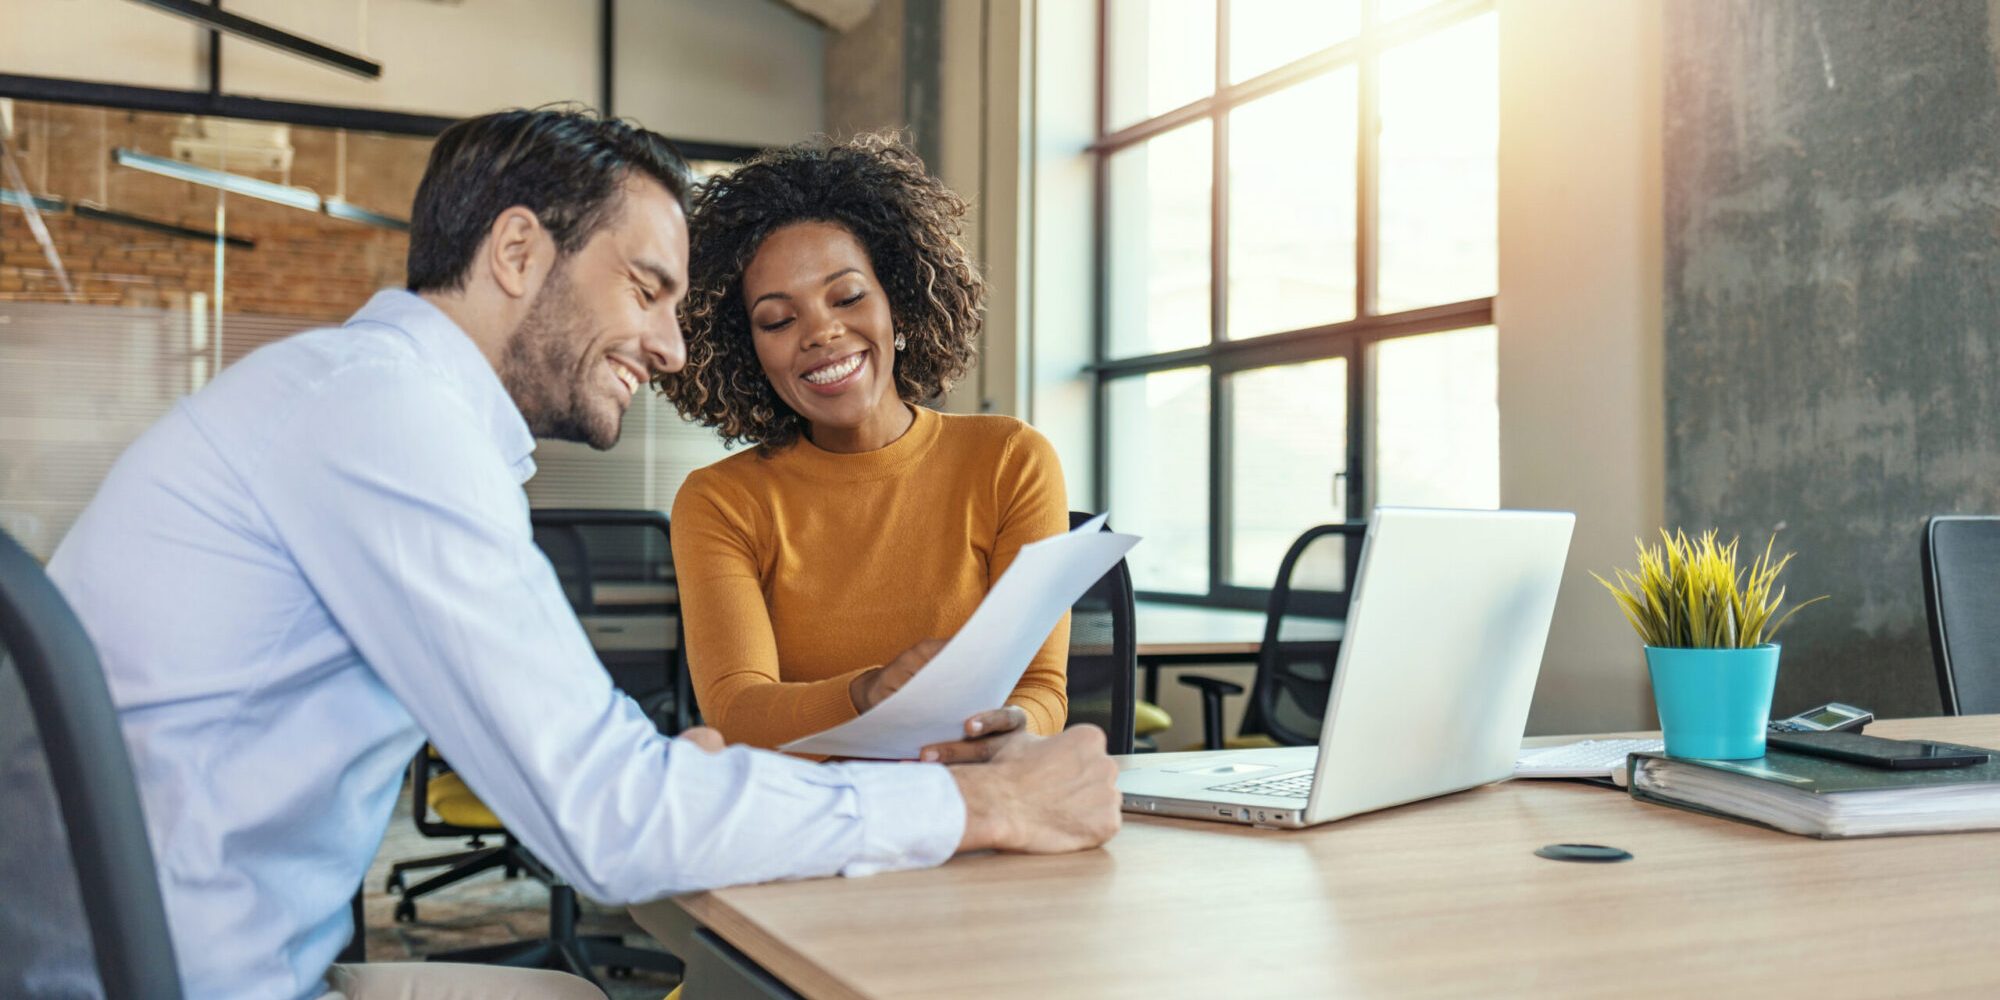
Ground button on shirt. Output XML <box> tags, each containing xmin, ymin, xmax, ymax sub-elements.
<box><xmin>47</xmin><ymin>290</ymin><xmax>966</xmax><ymax>1000</ymax></box>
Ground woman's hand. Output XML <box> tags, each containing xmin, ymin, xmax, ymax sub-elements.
<box><xmin>678</xmin><ymin>726</ymin><xmax>726</xmax><ymax>753</ymax></box>
<box><xmin>919</xmin><ymin>705</ymin><xmax>1033</xmax><ymax>763</ymax></box>
<box><xmin>849</xmin><ymin>638</ymin><xmax>946</xmax><ymax>712</ymax></box>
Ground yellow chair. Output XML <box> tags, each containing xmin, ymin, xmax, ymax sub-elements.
<box><xmin>1133</xmin><ymin>700</ymin><xmax>1173</xmax><ymax>742</ymax></box>
<box><xmin>1134</xmin><ymin>698</ymin><xmax>1276</xmax><ymax>752</ymax></box>
<box><xmin>387</xmin><ymin>747</ymin><xmax>681</xmax><ymax>988</ymax></box>
<box><xmin>384</xmin><ymin>746</ymin><xmax>520</xmax><ymax>920</ymax></box>
<box><xmin>427</xmin><ymin>770</ymin><xmax>501</xmax><ymax>829</ymax></box>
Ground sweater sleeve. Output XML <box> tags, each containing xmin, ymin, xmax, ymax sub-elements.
<box><xmin>671</xmin><ymin>472</ymin><xmax>869</xmax><ymax>750</ymax></box>
<box><xmin>991</xmin><ymin>424</ymin><xmax>1071</xmax><ymax>735</ymax></box>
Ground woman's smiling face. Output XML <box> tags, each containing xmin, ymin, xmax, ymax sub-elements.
<box><xmin>742</xmin><ymin>221</ymin><xmax>909</xmax><ymax>451</ymax></box>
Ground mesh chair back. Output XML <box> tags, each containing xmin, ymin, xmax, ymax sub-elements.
<box><xmin>1922</xmin><ymin>515</ymin><xmax>2000</xmax><ymax>715</ymax></box>
<box><xmin>530</xmin><ymin>510</ymin><xmax>685</xmax><ymax>734</ymax></box>
<box><xmin>0</xmin><ymin>529</ymin><xmax>182</xmax><ymax>998</ymax></box>
<box><xmin>532</xmin><ymin>522</ymin><xmax>592</xmax><ymax>612</ymax></box>
<box><xmin>1064</xmin><ymin>511</ymin><xmax>1136</xmax><ymax>754</ymax></box>
<box><xmin>1248</xmin><ymin>523</ymin><xmax>1366</xmax><ymax>746</ymax></box>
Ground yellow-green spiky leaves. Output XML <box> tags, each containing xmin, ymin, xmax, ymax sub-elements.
<box><xmin>1591</xmin><ymin>529</ymin><xmax>1826</xmax><ymax>650</ymax></box>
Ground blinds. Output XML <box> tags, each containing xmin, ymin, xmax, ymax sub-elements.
<box><xmin>0</xmin><ymin>301</ymin><xmax>200</xmax><ymax>560</ymax></box>
<box><xmin>523</xmin><ymin>389</ymin><xmax>734</xmax><ymax>516</ymax></box>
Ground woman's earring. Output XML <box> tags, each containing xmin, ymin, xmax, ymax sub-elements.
<box><xmin>894</xmin><ymin>334</ymin><xmax>907</xmax><ymax>351</ymax></box>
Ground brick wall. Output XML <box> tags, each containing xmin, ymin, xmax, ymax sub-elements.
<box><xmin>1</xmin><ymin>100</ymin><xmax>428</xmax><ymax>323</ymax></box>
<box><xmin>1</xmin><ymin>212</ymin><xmax>407</xmax><ymax>321</ymax></box>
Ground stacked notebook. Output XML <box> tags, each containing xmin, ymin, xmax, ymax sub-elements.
<box><xmin>1627</xmin><ymin>745</ymin><xmax>2000</xmax><ymax>838</ymax></box>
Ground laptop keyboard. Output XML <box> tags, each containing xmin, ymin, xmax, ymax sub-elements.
<box><xmin>1207</xmin><ymin>769</ymin><xmax>1313</xmax><ymax>800</ymax></box>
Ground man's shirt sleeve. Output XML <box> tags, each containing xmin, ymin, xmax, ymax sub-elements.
<box><xmin>245</xmin><ymin>363</ymin><xmax>965</xmax><ymax>901</ymax></box>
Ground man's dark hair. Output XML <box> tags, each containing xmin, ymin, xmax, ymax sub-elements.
<box><xmin>406</xmin><ymin>106</ymin><xmax>692</xmax><ymax>293</ymax></box>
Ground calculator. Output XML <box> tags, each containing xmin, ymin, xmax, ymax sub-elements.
<box><xmin>1767</xmin><ymin>702</ymin><xmax>1872</xmax><ymax>734</ymax></box>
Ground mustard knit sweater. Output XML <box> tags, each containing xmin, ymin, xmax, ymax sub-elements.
<box><xmin>670</xmin><ymin>405</ymin><xmax>1070</xmax><ymax>750</ymax></box>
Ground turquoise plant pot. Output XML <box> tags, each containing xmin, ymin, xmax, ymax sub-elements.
<box><xmin>1644</xmin><ymin>644</ymin><xmax>1781</xmax><ymax>760</ymax></box>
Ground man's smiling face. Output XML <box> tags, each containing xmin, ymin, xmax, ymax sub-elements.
<box><xmin>499</xmin><ymin>173</ymin><xmax>690</xmax><ymax>450</ymax></box>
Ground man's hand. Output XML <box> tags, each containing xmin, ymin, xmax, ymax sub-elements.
<box><xmin>949</xmin><ymin>724</ymin><xmax>1122</xmax><ymax>855</ymax></box>
<box><xmin>919</xmin><ymin>705</ymin><xmax>1031</xmax><ymax>763</ymax></box>
<box><xmin>849</xmin><ymin>638</ymin><xmax>946</xmax><ymax>712</ymax></box>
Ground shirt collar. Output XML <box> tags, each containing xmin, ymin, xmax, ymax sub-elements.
<box><xmin>344</xmin><ymin>289</ymin><xmax>539</xmax><ymax>483</ymax></box>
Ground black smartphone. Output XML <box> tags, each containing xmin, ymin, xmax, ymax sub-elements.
<box><xmin>1767</xmin><ymin>731</ymin><xmax>1992</xmax><ymax>770</ymax></box>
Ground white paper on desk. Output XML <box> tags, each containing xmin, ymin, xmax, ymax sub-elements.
<box><xmin>780</xmin><ymin>513</ymin><xmax>1139</xmax><ymax>760</ymax></box>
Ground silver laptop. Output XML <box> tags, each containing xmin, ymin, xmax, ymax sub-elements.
<box><xmin>1117</xmin><ymin>507</ymin><xmax>1575</xmax><ymax>829</ymax></box>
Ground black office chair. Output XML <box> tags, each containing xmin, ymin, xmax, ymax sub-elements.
<box><xmin>385</xmin><ymin>748</ymin><xmax>535</xmax><ymax>922</ymax></box>
<box><xmin>533</xmin><ymin>509</ymin><xmax>690</xmax><ymax>734</ymax></box>
<box><xmin>1181</xmin><ymin>522</ymin><xmax>1365</xmax><ymax>749</ymax></box>
<box><xmin>392</xmin><ymin>509</ymin><xmax>690</xmax><ymax>915</ymax></box>
<box><xmin>383</xmin><ymin>510</ymin><xmax>684</xmax><ymax>986</ymax></box>
<box><xmin>1921</xmin><ymin>515</ymin><xmax>2000</xmax><ymax>715</ymax></box>
<box><xmin>1065</xmin><ymin>511</ymin><xmax>1137</xmax><ymax>755</ymax></box>
<box><xmin>0</xmin><ymin>528</ymin><xmax>184</xmax><ymax>999</ymax></box>
<box><xmin>389</xmin><ymin>749</ymin><xmax>675</xmax><ymax>986</ymax></box>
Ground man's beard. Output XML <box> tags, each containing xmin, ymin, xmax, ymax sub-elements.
<box><xmin>497</xmin><ymin>267</ymin><xmax>623</xmax><ymax>451</ymax></box>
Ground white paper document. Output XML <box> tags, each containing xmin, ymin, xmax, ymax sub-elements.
<box><xmin>780</xmin><ymin>513</ymin><xmax>1140</xmax><ymax>759</ymax></box>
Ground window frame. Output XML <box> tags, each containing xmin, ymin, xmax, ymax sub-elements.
<box><xmin>1090</xmin><ymin>0</ymin><xmax>1498</xmax><ymax>610</ymax></box>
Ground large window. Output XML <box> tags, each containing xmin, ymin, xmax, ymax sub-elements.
<box><xmin>1095</xmin><ymin>0</ymin><xmax>1499</xmax><ymax>606</ymax></box>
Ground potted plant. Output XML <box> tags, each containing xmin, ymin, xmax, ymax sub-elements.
<box><xmin>1594</xmin><ymin>530</ymin><xmax>1825</xmax><ymax>759</ymax></box>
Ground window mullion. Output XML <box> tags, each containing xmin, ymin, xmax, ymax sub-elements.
<box><xmin>1211</xmin><ymin>366</ymin><xmax>1229</xmax><ymax>602</ymax></box>
<box><xmin>1211</xmin><ymin>0</ymin><xmax>1231</xmax><ymax>350</ymax></box>
<box><xmin>1091</xmin><ymin>0</ymin><xmax>1111</xmax><ymax>513</ymax></box>
<box><xmin>1357</xmin><ymin>11</ymin><xmax>1381</xmax><ymax>319</ymax></box>
<box><xmin>1352</xmin><ymin>1</ymin><xmax>1382</xmax><ymax>517</ymax></box>
<box><xmin>1210</xmin><ymin>0</ymin><xmax>1230</xmax><ymax>600</ymax></box>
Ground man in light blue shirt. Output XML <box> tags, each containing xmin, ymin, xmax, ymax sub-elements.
<box><xmin>47</xmin><ymin>109</ymin><xmax>1120</xmax><ymax>1000</ymax></box>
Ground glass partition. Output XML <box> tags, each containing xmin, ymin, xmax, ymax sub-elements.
<box><xmin>2</xmin><ymin>99</ymin><xmax>424</xmax><ymax>558</ymax></box>
<box><xmin>1</xmin><ymin>98</ymin><xmax>729</xmax><ymax>561</ymax></box>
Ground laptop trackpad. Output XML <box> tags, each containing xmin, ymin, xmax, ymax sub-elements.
<box><xmin>1161</xmin><ymin>761</ymin><xmax>1280</xmax><ymax>776</ymax></box>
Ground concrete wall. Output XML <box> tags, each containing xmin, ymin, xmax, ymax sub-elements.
<box><xmin>1498</xmin><ymin>0</ymin><xmax>1665</xmax><ymax>734</ymax></box>
<box><xmin>1663</xmin><ymin>0</ymin><xmax>2000</xmax><ymax>719</ymax></box>
<box><xmin>615</xmin><ymin>0</ymin><xmax>825</xmax><ymax>147</ymax></box>
<box><xmin>823</xmin><ymin>0</ymin><xmax>943</xmax><ymax>162</ymax></box>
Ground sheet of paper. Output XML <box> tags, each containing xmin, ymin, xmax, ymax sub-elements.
<box><xmin>780</xmin><ymin>513</ymin><xmax>1139</xmax><ymax>759</ymax></box>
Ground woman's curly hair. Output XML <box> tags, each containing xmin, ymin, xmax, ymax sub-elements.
<box><xmin>659</xmin><ymin>132</ymin><xmax>984</xmax><ymax>453</ymax></box>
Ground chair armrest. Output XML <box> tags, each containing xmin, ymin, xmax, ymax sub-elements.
<box><xmin>1176</xmin><ymin>675</ymin><xmax>1245</xmax><ymax>697</ymax></box>
<box><xmin>1177</xmin><ymin>675</ymin><xmax>1245</xmax><ymax>750</ymax></box>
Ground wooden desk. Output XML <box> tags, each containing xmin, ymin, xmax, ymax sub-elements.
<box><xmin>591</xmin><ymin>581</ymin><xmax>678</xmax><ymax>607</ymax></box>
<box><xmin>1133</xmin><ymin>601</ymin><xmax>1269</xmax><ymax>659</ymax></box>
<box><xmin>632</xmin><ymin>715</ymin><xmax>2000</xmax><ymax>998</ymax></box>
<box><xmin>578</xmin><ymin>613</ymin><xmax>675</xmax><ymax>653</ymax></box>
<box><xmin>1131</xmin><ymin>601</ymin><xmax>1343</xmax><ymax>702</ymax></box>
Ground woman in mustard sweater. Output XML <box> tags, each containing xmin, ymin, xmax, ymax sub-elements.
<box><xmin>660</xmin><ymin>133</ymin><xmax>1069</xmax><ymax>761</ymax></box>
